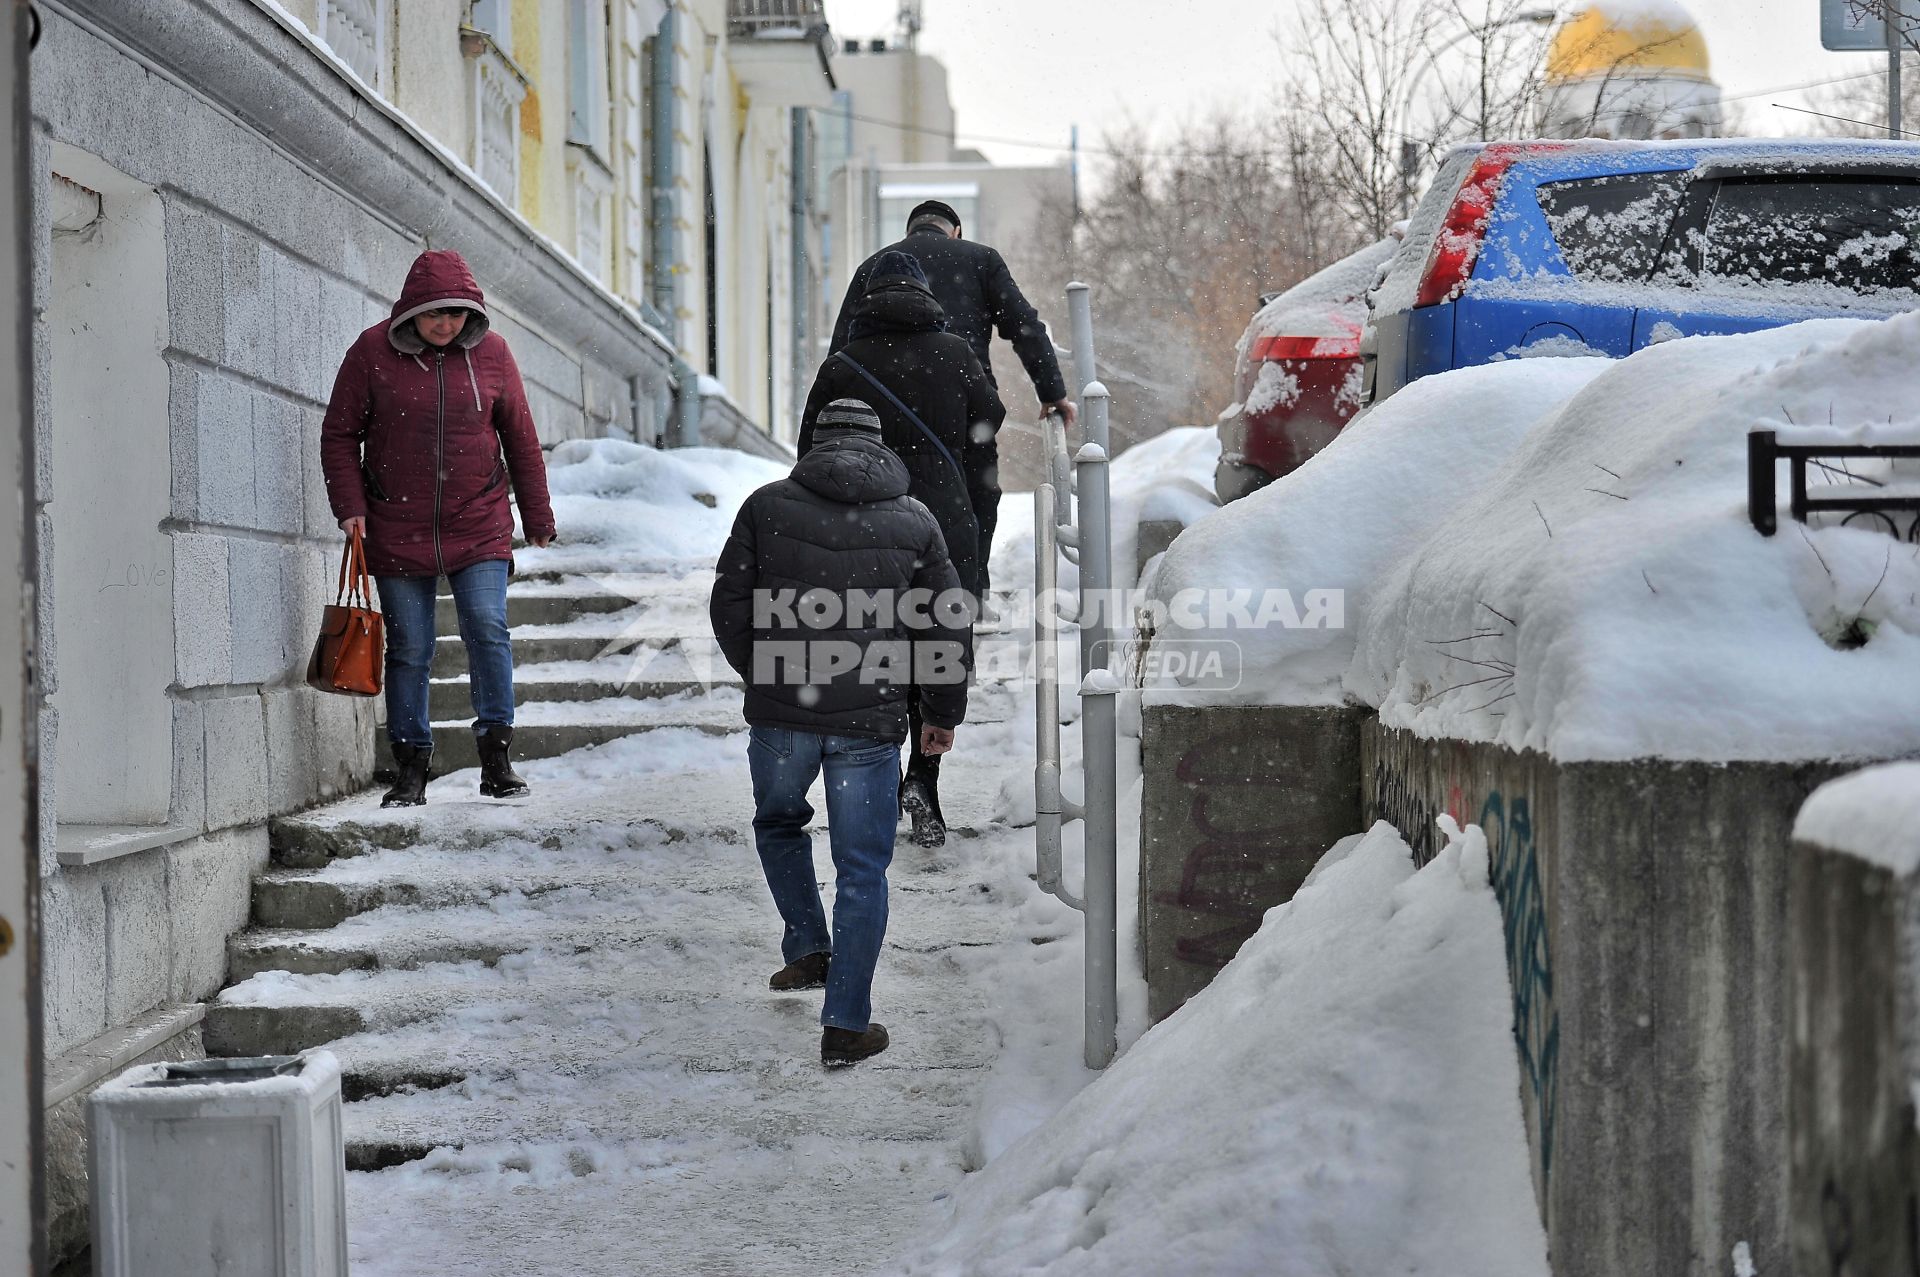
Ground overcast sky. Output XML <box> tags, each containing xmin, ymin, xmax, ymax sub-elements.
<box><xmin>821</xmin><ymin>0</ymin><xmax>1892</xmax><ymax>172</ymax></box>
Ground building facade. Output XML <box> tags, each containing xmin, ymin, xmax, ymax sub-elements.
<box><xmin>29</xmin><ymin>0</ymin><xmax>832</xmax><ymax>1259</ymax></box>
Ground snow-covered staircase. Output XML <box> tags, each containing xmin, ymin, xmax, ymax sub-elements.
<box><xmin>201</xmin><ymin>561</ymin><xmax>1042</xmax><ymax>1273</ymax></box>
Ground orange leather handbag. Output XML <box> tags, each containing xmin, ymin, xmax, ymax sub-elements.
<box><xmin>306</xmin><ymin>526</ymin><xmax>384</xmax><ymax>697</ymax></box>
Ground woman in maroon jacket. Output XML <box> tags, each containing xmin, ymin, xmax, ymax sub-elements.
<box><xmin>320</xmin><ymin>249</ymin><xmax>557</xmax><ymax>806</ymax></box>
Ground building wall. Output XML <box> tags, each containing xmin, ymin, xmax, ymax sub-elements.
<box><xmin>27</xmin><ymin>0</ymin><xmax>736</xmax><ymax>1070</ymax></box>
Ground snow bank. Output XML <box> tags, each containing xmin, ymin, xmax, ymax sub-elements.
<box><xmin>988</xmin><ymin>426</ymin><xmax>1219</xmax><ymax>598</ymax></box>
<box><xmin>1349</xmin><ymin>315</ymin><xmax>1920</xmax><ymax>762</ymax></box>
<box><xmin>880</xmin><ymin>820</ymin><xmax>1548</xmax><ymax>1277</ymax></box>
<box><xmin>1144</xmin><ymin>358</ymin><xmax>1609</xmax><ymax>704</ymax></box>
<box><xmin>1793</xmin><ymin>761</ymin><xmax>1920</xmax><ymax>876</ymax></box>
<box><xmin>518</xmin><ymin>439</ymin><xmax>786</xmax><ymax>573</ymax></box>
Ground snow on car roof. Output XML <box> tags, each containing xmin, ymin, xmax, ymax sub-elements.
<box><xmin>1240</xmin><ymin>238</ymin><xmax>1400</xmax><ymax>353</ymax></box>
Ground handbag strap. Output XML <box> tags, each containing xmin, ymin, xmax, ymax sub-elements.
<box><xmin>829</xmin><ymin>351</ymin><xmax>967</xmax><ymax>487</ymax></box>
<box><xmin>336</xmin><ymin>525</ymin><xmax>374</xmax><ymax>610</ymax></box>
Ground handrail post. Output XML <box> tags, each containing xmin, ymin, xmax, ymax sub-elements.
<box><xmin>1066</xmin><ymin>282</ymin><xmax>1099</xmax><ymax>432</ymax></box>
<box><xmin>1075</xmin><ymin>417</ymin><xmax>1118</xmax><ymax>1070</ymax></box>
<box><xmin>1033</xmin><ymin>482</ymin><xmax>1079</xmax><ymax>911</ymax></box>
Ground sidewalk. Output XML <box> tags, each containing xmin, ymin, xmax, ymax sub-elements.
<box><xmin>210</xmin><ymin>565</ymin><xmax>1087</xmax><ymax>1276</ymax></box>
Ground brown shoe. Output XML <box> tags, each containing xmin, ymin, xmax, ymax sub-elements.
<box><xmin>769</xmin><ymin>951</ymin><xmax>830</xmax><ymax>991</ymax></box>
<box><xmin>822</xmin><ymin>1022</ymin><xmax>889</xmax><ymax>1067</ymax></box>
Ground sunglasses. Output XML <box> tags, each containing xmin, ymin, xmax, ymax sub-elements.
<box><xmin>421</xmin><ymin>306</ymin><xmax>467</xmax><ymax>319</ymax></box>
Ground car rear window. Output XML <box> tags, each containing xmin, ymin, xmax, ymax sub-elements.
<box><xmin>1535</xmin><ymin>171</ymin><xmax>1689</xmax><ymax>283</ymax></box>
<box><xmin>1698</xmin><ymin>175</ymin><xmax>1920</xmax><ymax>295</ymax></box>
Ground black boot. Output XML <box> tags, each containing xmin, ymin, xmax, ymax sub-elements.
<box><xmin>382</xmin><ymin>743</ymin><xmax>432</xmax><ymax>808</ymax></box>
<box><xmin>900</xmin><ymin>771</ymin><xmax>946</xmax><ymax>848</ymax></box>
<box><xmin>769</xmin><ymin>951</ymin><xmax>830</xmax><ymax>991</ymax></box>
<box><xmin>476</xmin><ymin>726</ymin><xmax>530</xmax><ymax>798</ymax></box>
<box><xmin>822</xmin><ymin>1022</ymin><xmax>890</xmax><ymax>1067</ymax></box>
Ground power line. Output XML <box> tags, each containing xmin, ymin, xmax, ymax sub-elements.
<box><xmin>833</xmin><ymin>66</ymin><xmax>1912</xmax><ymax>161</ymax></box>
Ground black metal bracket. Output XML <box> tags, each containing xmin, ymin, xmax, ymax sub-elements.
<box><xmin>1747</xmin><ymin>429</ymin><xmax>1920</xmax><ymax>539</ymax></box>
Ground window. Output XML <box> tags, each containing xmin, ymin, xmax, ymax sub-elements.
<box><xmin>569</xmin><ymin>0</ymin><xmax>611</xmax><ymax>157</ymax></box>
<box><xmin>1697</xmin><ymin>175</ymin><xmax>1920</xmax><ymax>297</ymax></box>
<box><xmin>470</xmin><ymin>0</ymin><xmax>512</xmax><ymax>56</ymax></box>
<box><xmin>1535</xmin><ymin>172</ymin><xmax>1690</xmax><ymax>284</ymax></box>
<box><xmin>316</xmin><ymin>0</ymin><xmax>390</xmax><ymax>92</ymax></box>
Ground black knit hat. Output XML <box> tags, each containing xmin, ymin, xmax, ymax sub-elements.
<box><xmin>814</xmin><ymin>398</ymin><xmax>882</xmax><ymax>435</ymax></box>
<box><xmin>907</xmin><ymin>199</ymin><xmax>962</xmax><ymax>233</ymax></box>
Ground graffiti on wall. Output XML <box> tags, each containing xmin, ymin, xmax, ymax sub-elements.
<box><xmin>1482</xmin><ymin>790</ymin><xmax>1560</xmax><ymax>1193</ymax></box>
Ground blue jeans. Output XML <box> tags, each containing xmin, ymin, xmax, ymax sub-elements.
<box><xmin>376</xmin><ymin>560</ymin><xmax>513</xmax><ymax>749</ymax></box>
<box><xmin>747</xmin><ymin>726</ymin><xmax>901</xmax><ymax>1031</ymax></box>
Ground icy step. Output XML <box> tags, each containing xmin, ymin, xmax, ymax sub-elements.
<box><xmin>377</xmin><ymin>692</ymin><xmax>745</xmax><ymax>772</ymax></box>
<box><xmin>205</xmin><ymin>946</ymin><xmax>998</xmax><ymax>1066</ymax></box>
<box><xmin>234</xmin><ymin>849</ymin><xmax>1004</xmax><ymax>974</ymax></box>
<box><xmin>346</xmin><ymin>1132</ymin><xmax>964</xmax><ymax>1275</ymax></box>
<box><xmin>432</xmin><ymin>592</ymin><xmax>635</xmax><ymax>631</ymax></box>
<box><xmin>249</xmin><ymin>832</ymin><xmax>1004</xmax><ymax>932</ymax></box>
<box><xmin>341</xmin><ymin>1062</ymin><xmax>985</xmax><ymax>1167</ymax></box>
<box><xmin>431</xmin><ymin>630</ymin><xmax>711</xmax><ymax>677</ymax></box>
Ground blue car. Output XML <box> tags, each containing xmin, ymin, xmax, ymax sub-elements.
<box><xmin>1364</xmin><ymin>138</ymin><xmax>1920</xmax><ymax>403</ymax></box>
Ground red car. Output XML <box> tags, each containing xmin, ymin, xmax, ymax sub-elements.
<box><xmin>1215</xmin><ymin>236</ymin><xmax>1400</xmax><ymax>504</ymax></box>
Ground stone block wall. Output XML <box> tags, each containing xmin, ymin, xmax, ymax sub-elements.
<box><xmin>1361</xmin><ymin>721</ymin><xmax>1855</xmax><ymax>1277</ymax></box>
<box><xmin>1137</xmin><ymin>702</ymin><xmax>1367</xmax><ymax>1021</ymax></box>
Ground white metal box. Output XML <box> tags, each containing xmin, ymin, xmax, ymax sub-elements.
<box><xmin>88</xmin><ymin>1050</ymin><xmax>348</xmax><ymax>1277</ymax></box>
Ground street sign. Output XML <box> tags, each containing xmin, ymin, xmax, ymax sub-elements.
<box><xmin>1824</xmin><ymin>0</ymin><xmax>1889</xmax><ymax>50</ymax></box>
<box><xmin>1823</xmin><ymin>0</ymin><xmax>1920</xmax><ymax>50</ymax></box>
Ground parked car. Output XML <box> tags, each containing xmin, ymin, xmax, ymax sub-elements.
<box><xmin>1215</xmin><ymin>236</ymin><xmax>1400</xmax><ymax>505</ymax></box>
<box><xmin>1364</xmin><ymin>138</ymin><xmax>1920</xmax><ymax>404</ymax></box>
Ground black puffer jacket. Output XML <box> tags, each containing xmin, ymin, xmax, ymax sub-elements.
<box><xmin>832</xmin><ymin>227</ymin><xmax>1067</xmax><ymax>405</ymax></box>
<box><xmin>708</xmin><ymin>434</ymin><xmax>972</xmax><ymax>742</ymax></box>
<box><xmin>800</xmin><ymin>282</ymin><xmax>1004</xmax><ymax>598</ymax></box>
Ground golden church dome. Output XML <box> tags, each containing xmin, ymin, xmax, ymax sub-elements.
<box><xmin>1547</xmin><ymin>1</ymin><xmax>1712</xmax><ymax>84</ymax></box>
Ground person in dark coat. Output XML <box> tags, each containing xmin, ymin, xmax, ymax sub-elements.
<box><xmin>831</xmin><ymin>199</ymin><xmax>1076</xmax><ymax>590</ymax></box>
<box><xmin>320</xmin><ymin>248</ymin><xmax>556</xmax><ymax>807</ymax></box>
<box><xmin>801</xmin><ymin>251</ymin><xmax>1001</xmax><ymax>849</ymax></box>
<box><xmin>709</xmin><ymin>398</ymin><xmax>973</xmax><ymax>1066</ymax></box>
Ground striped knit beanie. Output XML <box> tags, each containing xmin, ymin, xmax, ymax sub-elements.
<box><xmin>815</xmin><ymin>398</ymin><xmax>882</xmax><ymax>435</ymax></box>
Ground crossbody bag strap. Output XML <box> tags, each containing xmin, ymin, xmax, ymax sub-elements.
<box><xmin>830</xmin><ymin>351</ymin><xmax>967</xmax><ymax>487</ymax></box>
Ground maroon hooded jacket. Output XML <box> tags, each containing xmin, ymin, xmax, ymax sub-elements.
<box><xmin>320</xmin><ymin>249</ymin><xmax>556</xmax><ymax>578</ymax></box>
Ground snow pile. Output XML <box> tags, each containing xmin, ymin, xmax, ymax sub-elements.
<box><xmin>1144</xmin><ymin>358</ymin><xmax>1609</xmax><ymax>704</ymax></box>
<box><xmin>987</xmin><ymin>425</ymin><xmax>1219</xmax><ymax>597</ymax></box>
<box><xmin>519</xmin><ymin>438</ymin><xmax>785</xmax><ymax>573</ymax></box>
<box><xmin>1350</xmin><ymin>315</ymin><xmax>1920</xmax><ymax>762</ymax></box>
<box><xmin>879</xmin><ymin>820</ymin><xmax>1548</xmax><ymax>1277</ymax></box>
<box><xmin>1793</xmin><ymin>761</ymin><xmax>1920</xmax><ymax>875</ymax></box>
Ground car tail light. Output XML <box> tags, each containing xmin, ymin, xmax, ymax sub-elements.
<box><xmin>1250</xmin><ymin>314</ymin><xmax>1363</xmax><ymax>362</ymax></box>
<box><xmin>1413</xmin><ymin>143</ymin><xmax>1567</xmax><ymax>309</ymax></box>
<box><xmin>1251</xmin><ymin>334</ymin><xmax>1360</xmax><ymax>361</ymax></box>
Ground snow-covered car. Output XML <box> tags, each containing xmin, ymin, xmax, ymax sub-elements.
<box><xmin>1214</xmin><ymin>237</ymin><xmax>1401</xmax><ymax>505</ymax></box>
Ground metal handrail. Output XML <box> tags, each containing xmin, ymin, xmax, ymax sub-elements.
<box><xmin>1031</xmin><ymin>283</ymin><xmax>1120</xmax><ymax>1070</ymax></box>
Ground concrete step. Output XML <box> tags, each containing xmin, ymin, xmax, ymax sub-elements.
<box><xmin>205</xmin><ymin>948</ymin><xmax>996</xmax><ymax>1066</ymax></box>
<box><xmin>376</xmin><ymin>696</ymin><xmax>744</xmax><ymax>772</ymax></box>
<box><xmin>431</xmin><ymin>631</ymin><xmax>703</xmax><ymax>676</ymax></box>
<box><xmin>427</xmin><ymin>672</ymin><xmax>735</xmax><ymax>719</ymax></box>
<box><xmin>248</xmin><ymin>835</ymin><xmax>1002</xmax><ymax>932</ymax></box>
<box><xmin>339</xmin><ymin>1061</ymin><xmax>985</xmax><ymax>1168</ymax></box>
<box><xmin>432</xmin><ymin>592</ymin><xmax>636</xmax><ymax>631</ymax></box>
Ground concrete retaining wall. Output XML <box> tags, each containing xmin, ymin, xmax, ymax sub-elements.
<box><xmin>1786</xmin><ymin>768</ymin><xmax>1920</xmax><ymax>1277</ymax></box>
<box><xmin>1362</xmin><ymin>721</ymin><xmax>1855</xmax><ymax>1277</ymax></box>
<box><xmin>1138</xmin><ymin>702</ymin><xmax>1366</xmax><ymax>1022</ymax></box>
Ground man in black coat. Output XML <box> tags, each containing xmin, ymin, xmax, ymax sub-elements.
<box><xmin>709</xmin><ymin>398</ymin><xmax>972</xmax><ymax>1067</ymax></box>
<box><xmin>803</xmin><ymin>252</ymin><xmax>1001</xmax><ymax>849</ymax></box>
<box><xmin>831</xmin><ymin>200</ymin><xmax>1076</xmax><ymax>591</ymax></box>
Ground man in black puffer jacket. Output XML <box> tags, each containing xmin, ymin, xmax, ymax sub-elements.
<box><xmin>832</xmin><ymin>200</ymin><xmax>1076</xmax><ymax>592</ymax></box>
<box><xmin>803</xmin><ymin>253</ymin><xmax>1002</xmax><ymax>849</ymax></box>
<box><xmin>709</xmin><ymin>399</ymin><xmax>972</xmax><ymax>1067</ymax></box>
